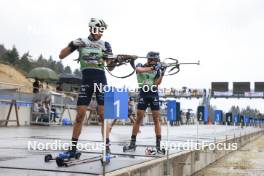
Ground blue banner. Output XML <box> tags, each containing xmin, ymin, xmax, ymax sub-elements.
<box><xmin>104</xmin><ymin>87</ymin><xmax>128</xmax><ymax>119</ymax></box>
<box><xmin>234</xmin><ymin>114</ymin><xmax>239</xmax><ymax>124</ymax></box>
<box><xmin>167</xmin><ymin>100</ymin><xmax>176</xmax><ymax>121</ymax></box>
<box><xmin>214</xmin><ymin>110</ymin><xmax>222</xmax><ymax>122</ymax></box>
<box><xmin>244</xmin><ymin>116</ymin><xmax>249</xmax><ymax>125</ymax></box>
<box><xmin>204</xmin><ymin>105</ymin><xmax>209</xmax><ymax>124</ymax></box>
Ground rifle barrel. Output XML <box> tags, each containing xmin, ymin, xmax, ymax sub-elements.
<box><xmin>179</xmin><ymin>61</ymin><xmax>200</xmax><ymax>65</ymax></box>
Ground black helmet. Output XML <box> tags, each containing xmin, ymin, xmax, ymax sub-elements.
<box><xmin>147</xmin><ymin>51</ymin><xmax>160</xmax><ymax>62</ymax></box>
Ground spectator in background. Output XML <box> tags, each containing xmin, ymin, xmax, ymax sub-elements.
<box><xmin>46</xmin><ymin>82</ymin><xmax>49</xmax><ymax>89</ymax></box>
<box><xmin>33</xmin><ymin>78</ymin><xmax>40</xmax><ymax>93</ymax></box>
<box><xmin>179</xmin><ymin>110</ymin><xmax>183</xmax><ymax>125</ymax></box>
<box><xmin>43</xmin><ymin>86</ymin><xmax>51</xmax><ymax>113</ymax></box>
<box><xmin>186</xmin><ymin>110</ymin><xmax>191</xmax><ymax>125</ymax></box>
<box><xmin>56</xmin><ymin>82</ymin><xmax>63</xmax><ymax>92</ymax></box>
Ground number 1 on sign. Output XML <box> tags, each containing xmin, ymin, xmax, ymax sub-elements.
<box><xmin>114</xmin><ymin>99</ymin><xmax>120</xmax><ymax>117</ymax></box>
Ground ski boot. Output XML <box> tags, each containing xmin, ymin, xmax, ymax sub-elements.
<box><xmin>145</xmin><ymin>147</ymin><xmax>166</xmax><ymax>155</ymax></box>
<box><xmin>123</xmin><ymin>142</ymin><xmax>136</xmax><ymax>152</ymax></box>
<box><xmin>101</xmin><ymin>146</ymin><xmax>111</xmax><ymax>165</ymax></box>
<box><xmin>56</xmin><ymin>150</ymin><xmax>81</xmax><ymax>167</ymax></box>
<box><xmin>156</xmin><ymin>147</ymin><xmax>166</xmax><ymax>155</ymax></box>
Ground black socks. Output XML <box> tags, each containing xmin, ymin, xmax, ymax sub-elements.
<box><xmin>156</xmin><ymin>135</ymin><xmax>161</xmax><ymax>149</ymax></box>
<box><xmin>130</xmin><ymin>135</ymin><xmax>136</xmax><ymax>146</ymax></box>
<box><xmin>71</xmin><ymin>137</ymin><xmax>78</xmax><ymax>152</ymax></box>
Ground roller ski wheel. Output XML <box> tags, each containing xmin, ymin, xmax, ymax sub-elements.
<box><xmin>56</xmin><ymin>157</ymin><xmax>65</xmax><ymax>167</ymax></box>
<box><xmin>44</xmin><ymin>154</ymin><xmax>53</xmax><ymax>162</ymax></box>
<box><xmin>75</xmin><ymin>152</ymin><xmax>81</xmax><ymax>159</ymax></box>
<box><xmin>123</xmin><ymin>144</ymin><xmax>136</xmax><ymax>152</ymax></box>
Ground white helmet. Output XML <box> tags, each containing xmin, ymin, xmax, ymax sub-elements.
<box><xmin>89</xmin><ymin>18</ymin><xmax>107</xmax><ymax>29</ymax></box>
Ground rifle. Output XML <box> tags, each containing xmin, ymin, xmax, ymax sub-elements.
<box><xmin>158</xmin><ymin>58</ymin><xmax>200</xmax><ymax>76</ymax></box>
<box><xmin>76</xmin><ymin>54</ymin><xmax>200</xmax><ymax>78</ymax></box>
<box><xmin>104</xmin><ymin>54</ymin><xmax>147</xmax><ymax>78</ymax></box>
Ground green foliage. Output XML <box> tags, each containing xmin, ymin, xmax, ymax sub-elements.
<box><xmin>64</xmin><ymin>66</ymin><xmax>72</xmax><ymax>74</ymax></box>
<box><xmin>73</xmin><ymin>68</ymin><xmax>82</xmax><ymax>77</ymax></box>
<box><xmin>2</xmin><ymin>45</ymin><xmax>19</xmax><ymax>64</ymax></box>
<box><xmin>0</xmin><ymin>44</ymin><xmax>7</xmax><ymax>58</ymax></box>
<box><xmin>229</xmin><ymin>105</ymin><xmax>264</xmax><ymax>119</ymax></box>
<box><xmin>17</xmin><ymin>52</ymin><xmax>32</xmax><ymax>73</ymax></box>
<box><xmin>0</xmin><ymin>44</ymin><xmax>80</xmax><ymax>75</ymax></box>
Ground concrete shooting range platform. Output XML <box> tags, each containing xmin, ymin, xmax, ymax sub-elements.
<box><xmin>0</xmin><ymin>125</ymin><xmax>263</xmax><ymax>176</ymax></box>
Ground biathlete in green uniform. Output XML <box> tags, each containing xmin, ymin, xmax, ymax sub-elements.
<box><xmin>59</xmin><ymin>18</ymin><xmax>115</xmax><ymax>157</ymax></box>
<box><xmin>124</xmin><ymin>51</ymin><xmax>166</xmax><ymax>153</ymax></box>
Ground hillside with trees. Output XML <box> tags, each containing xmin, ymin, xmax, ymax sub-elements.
<box><xmin>0</xmin><ymin>44</ymin><xmax>81</xmax><ymax>77</ymax></box>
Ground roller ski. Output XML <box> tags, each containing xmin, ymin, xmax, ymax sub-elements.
<box><xmin>145</xmin><ymin>147</ymin><xmax>166</xmax><ymax>156</ymax></box>
<box><xmin>59</xmin><ymin>155</ymin><xmax>104</xmax><ymax>167</ymax></box>
<box><xmin>44</xmin><ymin>150</ymin><xmax>81</xmax><ymax>163</ymax></box>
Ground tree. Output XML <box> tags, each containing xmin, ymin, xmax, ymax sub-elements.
<box><xmin>64</xmin><ymin>66</ymin><xmax>72</xmax><ymax>74</ymax></box>
<box><xmin>3</xmin><ymin>46</ymin><xmax>19</xmax><ymax>64</ymax></box>
<box><xmin>19</xmin><ymin>52</ymin><xmax>32</xmax><ymax>73</ymax></box>
<box><xmin>73</xmin><ymin>68</ymin><xmax>82</xmax><ymax>77</ymax></box>
<box><xmin>47</xmin><ymin>56</ymin><xmax>57</xmax><ymax>72</ymax></box>
<box><xmin>36</xmin><ymin>54</ymin><xmax>49</xmax><ymax>67</ymax></box>
<box><xmin>0</xmin><ymin>44</ymin><xmax>7</xmax><ymax>58</ymax></box>
<box><xmin>241</xmin><ymin>106</ymin><xmax>260</xmax><ymax>117</ymax></box>
<box><xmin>229</xmin><ymin>105</ymin><xmax>240</xmax><ymax>114</ymax></box>
<box><xmin>56</xmin><ymin>61</ymin><xmax>64</xmax><ymax>74</ymax></box>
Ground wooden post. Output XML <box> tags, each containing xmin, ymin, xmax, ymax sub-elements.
<box><xmin>4</xmin><ymin>99</ymin><xmax>20</xmax><ymax>126</ymax></box>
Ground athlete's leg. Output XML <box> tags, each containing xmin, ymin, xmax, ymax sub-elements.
<box><xmin>125</xmin><ymin>96</ymin><xmax>147</xmax><ymax>149</ymax></box>
<box><xmin>72</xmin><ymin>105</ymin><xmax>88</xmax><ymax>139</ymax></box>
<box><xmin>70</xmin><ymin>83</ymin><xmax>93</xmax><ymax>152</ymax></box>
<box><xmin>109</xmin><ymin>119</ymin><xmax>118</xmax><ymax>132</ymax></box>
<box><xmin>128</xmin><ymin>116</ymin><xmax>135</xmax><ymax>124</ymax></box>
<box><xmin>98</xmin><ymin>105</ymin><xmax>110</xmax><ymax>139</ymax></box>
<box><xmin>132</xmin><ymin>109</ymin><xmax>145</xmax><ymax>135</ymax></box>
<box><xmin>152</xmin><ymin>110</ymin><xmax>161</xmax><ymax>136</ymax></box>
<box><xmin>150</xmin><ymin>96</ymin><xmax>162</xmax><ymax>150</ymax></box>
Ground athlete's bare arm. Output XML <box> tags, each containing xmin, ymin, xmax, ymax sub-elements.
<box><xmin>59</xmin><ymin>47</ymin><xmax>72</xmax><ymax>59</ymax></box>
<box><xmin>155</xmin><ymin>75</ymin><xmax>163</xmax><ymax>86</ymax></box>
<box><xmin>136</xmin><ymin>66</ymin><xmax>153</xmax><ymax>73</ymax></box>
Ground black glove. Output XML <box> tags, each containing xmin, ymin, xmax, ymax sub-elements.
<box><xmin>72</xmin><ymin>39</ymin><xmax>86</xmax><ymax>48</ymax></box>
<box><xmin>152</xmin><ymin>63</ymin><xmax>161</xmax><ymax>71</ymax></box>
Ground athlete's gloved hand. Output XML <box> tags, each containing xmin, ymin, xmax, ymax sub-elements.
<box><xmin>72</xmin><ymin>39</ymin><xmax>86</xmax><ymax>48</ymax></box>
<box><xmin>152</xmin><ymin>63</ymin><xmax>161</xmax><ymax>71</ymax></box>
